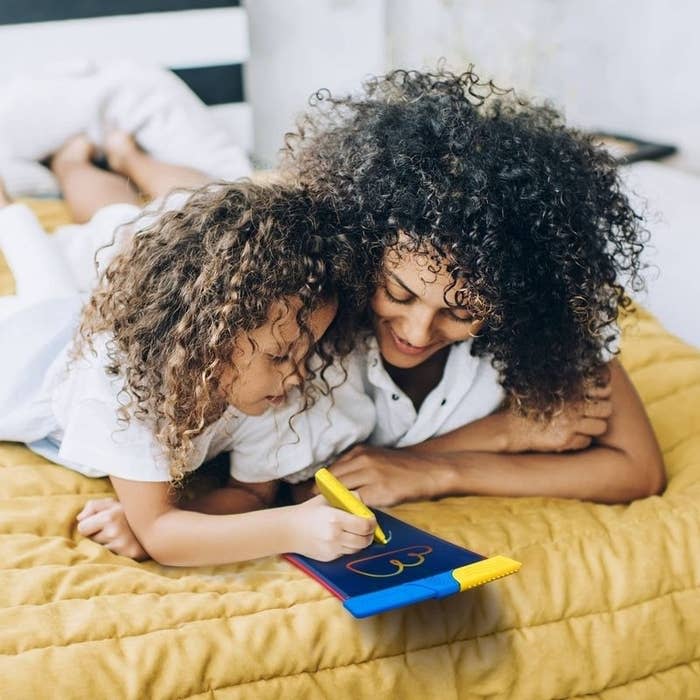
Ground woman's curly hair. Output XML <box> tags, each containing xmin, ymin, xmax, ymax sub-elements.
<box><xmin>76</xmin><ymin>181</ymin><xmax>370</xmax><ymax>483</ymax></box>
<box><xmin>283</xmin><ymin>67</ymin><xmax>647</xmax><ymax>415</ymax></box>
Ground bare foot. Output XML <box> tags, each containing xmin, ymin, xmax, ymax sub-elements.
<box><xmin>50</xmin><ymin>134</ymin><xmax>96</xmax><ymax>175</ymax></box>
<box><xmin>0</xmin><ymin>177</ymin><xmax>11</xmax><ymax>207</ymax></box>
<box><xmin>104</xmin><ymin>130</ymin><xmax>141</xmax><ymax>175</ymax></box>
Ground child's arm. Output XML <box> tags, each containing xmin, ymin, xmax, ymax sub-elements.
<box><xmin>325</xmin><ymin>361</ymin><xmax>665</xmax><ymax>505</ymax></box>
<box><xmin>77</xmin><ymin>479</ymin><xmax>275</xmax><ymax>558</ymax></box>
<box><xmin>108</xmin><ymin>476</ymin><xmax>375</xmax><ymax>566</ymax></box>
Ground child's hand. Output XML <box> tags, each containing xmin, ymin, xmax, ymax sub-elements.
<box><xmin>76</xmin><ymin>498</ymin><xmax>149</xmax><ymax>561</ymax></box>
<box><xmin>288</xmin><ymin>495</ymin><xmax>375</xmax><ymax>562</ymax></box>
<box><xmin>504</xmin><ymin>382</ymin><xmax>613</xmax><ymax>453</ymax></box>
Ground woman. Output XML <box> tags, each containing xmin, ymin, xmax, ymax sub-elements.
<box><xmin>285</xmin><ymin>68</ymin><xmax>665</xmax><ymax>507</ymax></box>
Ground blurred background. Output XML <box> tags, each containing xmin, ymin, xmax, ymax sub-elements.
<box><xmin>248</xmin><ymin>0</ymin><xmax>700</xmax><ymax>174</ymax></box>
<box><xmin>0</xmin><ymin>0</ymin><xmax>698</xmax><ymax>344</ymax></box>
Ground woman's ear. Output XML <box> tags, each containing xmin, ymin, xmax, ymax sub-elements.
<box><xmin>469</xmin><ymin>318</ymin><xmax>485</xmax><ymax>338</ymax></box>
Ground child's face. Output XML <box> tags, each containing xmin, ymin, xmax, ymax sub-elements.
<box><xmin>220</xmin><ymin>297</ymin><xmax>338</xmax><ymax>415</ymax></box>
<box><xmin>371</xmin><ymin>239</ymin><xmax>483</xmax><ymax>369</ymax></box>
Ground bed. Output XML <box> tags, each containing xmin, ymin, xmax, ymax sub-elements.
<box><xmin>0</xmin><ymin>199</ymin><xmax>698</xmax><ymax>699</ymax></box>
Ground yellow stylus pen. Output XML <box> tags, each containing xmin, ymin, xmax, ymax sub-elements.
<box><xmin>315</xmin><ymin>467</ymin><xmax>388</xmax><ymax>545</ymax></box>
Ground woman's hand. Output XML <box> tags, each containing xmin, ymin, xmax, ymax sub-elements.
<box><xmin>287</xmin><ymin>494</ymin><xmax>375</xmax><ymax>561</ymax></box>
<box><xmin>503</xmin><ymin>382</ymin><xmax>613</xmax><ymax>453</ymax></box>
<box><xmin>322</xmin><ymin>446</ymin><xmax>448</xmax><ymax>508</ymax></box>
<box><xmin>76</xmin><ymin>498</ymin><xmax>149</xmax><ymax>560</ymax></box>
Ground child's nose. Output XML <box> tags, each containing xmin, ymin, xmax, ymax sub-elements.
<box><xmin>283</xmin><ymin>364</ymin><xmax>305</xmax><ymax>390</ymax></box>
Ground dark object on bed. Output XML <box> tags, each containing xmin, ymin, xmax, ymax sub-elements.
<box><xmin>592</xmin><ymin>132</ymin><xmax>678</xmax><ymax>165</ymax></box>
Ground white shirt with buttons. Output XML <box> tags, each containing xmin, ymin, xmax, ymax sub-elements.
<box><xmin>361</xmin><ymin>337</ymin><xmax>506</xmax><ymax>448</ymax></box>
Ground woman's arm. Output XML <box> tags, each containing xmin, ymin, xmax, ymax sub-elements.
<box><xmin>179</xmin><ymin>477</ymin><xmax>279</xmax><ymax>514</ymax></box>
<box><xmin>108</xmin><ymin>476</ymin><xmax>375</xmax><ymax>566</ymax></box>
<box><xmin>412</xmin><ymin>381</ymin><xmax>613</xmax><ymax>455</ymax></box>
<box><xmin>327</xmin><ymin>361</ymin><xmax>665</xmax><ymax>506</ymax></box>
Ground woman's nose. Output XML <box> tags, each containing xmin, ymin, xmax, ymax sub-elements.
<box><xmin>402</xmin><ymin>308</ymin><xmax>436</xmax><ymax>346</ymax></box>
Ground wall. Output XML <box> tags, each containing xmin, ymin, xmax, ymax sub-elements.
<box><xmin>247</xmin><ymin>0</ymin><xmax>698</xmax><ymax>172</ymax></box>
<box><xmin>245</xmin><ymin>0</ymin><xmax>386</xmax><ymax>167</ymax></box>
<box><xmin>246</xmin><ymin>1</ymin><xmax>700</xmax><ymax>344</ymax></box>
<box><xmin>385</xmin><ymin>0</ymin><xmax>700</xmax><ymax>174</ymax></box>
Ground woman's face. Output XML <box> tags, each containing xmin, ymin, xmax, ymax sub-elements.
<box><xmin>371</xmin><ymin>242</ymin><xmax>483</xmax><ymax>369</ymax></box>
<box><xmin>220</xmin><ymin>297</ymin><xmax>337</xmax><ymax>415</ymax></box>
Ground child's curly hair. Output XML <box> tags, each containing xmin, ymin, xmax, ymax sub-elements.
<box><xmin>283</xmin><ymin>67</ymin><xmax>647</xmax><ymax>415</ymax></box>
<box><xmin>77</xmin><ymin>181</ymin><xmax>370</xmax><ymax>483</ymax></box>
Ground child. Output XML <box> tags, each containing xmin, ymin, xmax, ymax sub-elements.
<box><xmin>284</xmin><ymin>68</ymin><xmax>665</xmax><ymax>507</ymax></box>
<box><xmin>0</xmin><ymin>135</ymin><xmax>377</xmax><ymax>565</ymax></box>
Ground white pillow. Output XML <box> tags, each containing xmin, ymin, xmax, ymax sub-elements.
<box><xmin>621</xmin><ymin>161</ymin><xmax>700</xmax><ymax>348</ymax></box>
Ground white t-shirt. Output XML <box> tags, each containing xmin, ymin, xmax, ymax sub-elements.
<box><xmin>43</xmin><ymin>339</ymin><xmax>374</xmax><ymax>482</ymax></box>
<box><xmin>0</xmin><ymin>202</ymin><xmax>375</xmax><ymax>483</ymax></box>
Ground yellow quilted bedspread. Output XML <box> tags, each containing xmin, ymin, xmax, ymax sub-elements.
<box><xmin>0</xmin><ymin>201</ymin><xmax>698</xmax><ymax>699</ymax></box>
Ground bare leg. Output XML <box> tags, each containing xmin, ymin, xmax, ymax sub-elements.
<box><xmin>50</xmin><ymin>136</ymin><xmax>140</xmax><ymax>223</ymax></box>
<box><xmin>105</xmin><ymin>131</ymin><xmax>213</xmax><ymax>200</ymax></box>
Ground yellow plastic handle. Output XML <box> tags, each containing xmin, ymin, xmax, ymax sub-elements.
<box><xmin>315</xmin><ymin>467</ymin><xmax>388</xmax><ymax>544</ymax></box>
<box><xmin>451</xmin><ymin>555</ymin><xmax>522</xmax><ymax>591</ymax></box>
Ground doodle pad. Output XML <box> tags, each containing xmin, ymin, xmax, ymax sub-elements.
<box><xmin>285</xmin><ymin>510</ymin><xmax>521</xmax><ymax>618</ymax></box>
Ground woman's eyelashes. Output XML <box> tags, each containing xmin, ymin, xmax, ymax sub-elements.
<box><xmin>445</xmin><ymin>308</ymin><xmax>475</xmax><ymax>324</ymax></box>
<box><xmin>382</xmin><ymin>284</ymin><xmax>474</xmax><ymax>323</ymax></box>
<box><xmin>382</xmin><ymin>284</ymin><xmax>413</xmax><ymax>305</ymax></box>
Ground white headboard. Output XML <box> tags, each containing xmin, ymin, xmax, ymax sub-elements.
<box><xmin>0</xmin><ymin>1</ymin><xmax>252</xmax><ymax>153</ymax></box>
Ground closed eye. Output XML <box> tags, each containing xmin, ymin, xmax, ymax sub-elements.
<box><xmin>382</xmin><ymin>284</ymin><xmax>414</xmax><ymax>305</ymax></box>
<box><xmin>266</xmin><ymin>352</ymin><xmax>293</xmax><ymax>365</ymax></box>
<box><xmin>381</xmin><ymin>278</ymin><xmax>474</xmax><ymax>323</ymax></box>
<box><xmin>443</xmin><ymin>308</ymin><xmax>474</xmax><ymax>323</ymax></box>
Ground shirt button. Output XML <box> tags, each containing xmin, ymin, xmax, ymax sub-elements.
<box><xmin>440</xmin><ymin>399</ymin><xmax>447</xmax><ymax>406</ymax></box>
<box><xmin>392</xmin><ymin>393</ymin><xmax>400</xmax><ymax>401</ymax></box>
<box><xmin>372</xmin><ymin>359</ymin><xmax>378</xmax><ymax>367</ymax></box>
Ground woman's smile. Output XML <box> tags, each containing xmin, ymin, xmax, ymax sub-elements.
<box><xmin>370</xmin><ymin>240</ymin><xmax>483</xmax><ymax>370</ymax></box>
<box><xmin>388</xmin><ymin>324</ymin><xmax>441</xmax><ymax>356</ymax></box>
